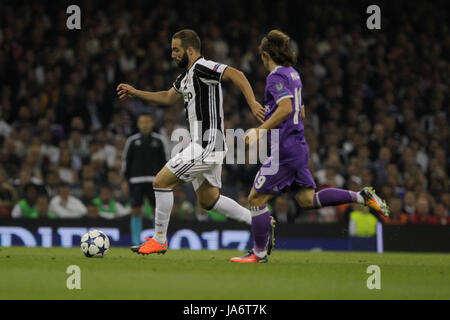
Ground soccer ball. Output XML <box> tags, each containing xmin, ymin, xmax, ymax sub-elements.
<box><xmin>80</xmin><ymin>230</ymin><xmax>110</xmax><ymax>258</ymax></box>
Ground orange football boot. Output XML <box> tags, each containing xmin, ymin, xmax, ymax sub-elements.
<box><xmin>131</xmin><ymin>237</ymin><xmax>168</xmax><ymax>255</ymax></box>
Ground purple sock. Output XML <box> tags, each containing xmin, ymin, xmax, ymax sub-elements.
<box><xmin>313</xmin><ymin>188</ymin><xmax>358</xmax><ymax>208</ymax></box>
<box><xmin>250</xmin><ymin>206</ymin><xmax>271</xmax><ymax>254</ymax></box>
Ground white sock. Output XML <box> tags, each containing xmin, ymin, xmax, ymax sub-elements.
<box><xmin>254</xmin><ymin>249</ymin><xmax>267</xmax><ymax>258</ymax></box>
<box><xmin>211</xmin><ymin>195</ymin><xmax>252</xmax><ymax>225</ymax></box>
<box><xmin>356</xmin><ymin>192</ymin><xmax>365</xmax><ymax>204</ymax></box>
<box><xmin>153</xmin><ymin>188</ymin><xmax>174</xmax><ymax>244</ymax></box>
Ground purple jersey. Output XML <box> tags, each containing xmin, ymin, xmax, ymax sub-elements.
<box><xmin>264</xmin><ymin>66</ymin><xmax>307</xmax><ymax>163</ymax></box>
<box><xmin>252</xmin><ymin>66</ymin><xmax>316</xmax><ymax>194</ymax></box>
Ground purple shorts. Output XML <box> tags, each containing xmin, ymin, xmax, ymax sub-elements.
<box><xmin>252</xmin><ymin>156</ymin><xmax>317</xmax><ymax>195</ymax></box>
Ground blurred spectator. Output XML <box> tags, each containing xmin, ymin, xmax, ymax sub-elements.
<box><xmin>409</xmin><ymin>196</ymin><xmax>438</xmax><ymax>224</ymax></box>
<box><xmin>68</xmin><ymin>129</ymin><xmax>90</xmax><ymax>163</ymax></box>
<box><xmin>403</xmin><ymin>191</ymin><xmax>416</xmax><ymax>216</ymax></box>
<box><xmin>44</xmin><ymin>170</ymin><xmax>61</xmax><ymax>199</ymax></box>
<box><xmin>434</xmin><ymin>202</ymin><xmax>450</xmax><ymax>226</ymax></box>
<box><xmin>0</xmin><ymin>169</ymin><xmax>18</xmax><ymax>217</ymax></box>
<box><xmin>92</xmin><ymin>185</ymin><xmax>130</xmax><ymax>219</ymax></box>
<box><xmin>381</xmin><ymin>197</ymin><xmax>408</xmax><ymax>224</ymax></box>
<box><xmin>81</xmin><ymin>180</ymin><xmax>99</xmax><ymax>219</ymax></box>
<box><xmin>272</xmin><ymin>195</ymin><xmax>297</xmax><ymax>223</ymax></box>
<box><xmin>107</xmin><ymin>170</ymin><xmax>128</xmax><ymax>204</ymax></box>
<box><xmin>172</xmin><ymin>188</ymin><xmax>195</xmax><ymax>221</ymax></box>
<box><xmin>39</xmin><ymin>129</ymin><xmax>60</xmax><ymax>164</ymax></box>
<box><xmin>58</xmin><ymin>149</ymin><xmax>79</xmax><ymax>184</ymax></box>
<box><xmin>349</xmin><ymin>204</ymin><xmax>378</xmax><ymax>237</ymax></box>
<box><xmin>36</xmin><ymin>194</ymin><xmax>56</xmax><ymax>218</ymax></box>
<box><xmin>11</xmin><ymin>183</ymin><xmax>40</xmax><ymax>218</ymax></box>
<box><xmin>49</xmin><ymin>183</ymin><xmax>87</xmax><ymax>218</ymax></box>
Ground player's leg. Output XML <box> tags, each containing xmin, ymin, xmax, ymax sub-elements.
<box><xmin>132</xmin><ymin>165</ymin><xmax>182</xmax><ymax>254</ymax></box>
<box><xmin>248</xmin><ymin>188</ymin><xmax>275</xmax><ymax>255</ymax></box>
<box><xmin>294</xmin><ymin>185</ymin><xmax>390</xmax><ymax>217</ymax></box>
<box><xmin>145</xmin><ymin>182</ymin><xmax>156</xmax><ymax>219</ymax></box>
<box><xmin>295</xmin><ymin>186</ymin><xmax>361</xmax><ymax>209</ymax></box>
<box><xmin>152</xmin><ymin>165</ymin><xmax>181</xmax><ymax>244</ymax></box>
<box><xmin>231</xmin><ymin>159</ymin><xmax>293</xmax><ymax>263</ymax></box>
<box><xmin>230</xmin><ymin>188</ymin><xmax>275</xmax><ymax>263</ymax></box>
<box><xmin>195</xmin><ymin>178</ymin><xmax>252</xmax><ymax>225</ymax></box>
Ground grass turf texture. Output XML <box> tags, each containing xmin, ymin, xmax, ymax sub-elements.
<box><xmin>0</xmin><ymin>247</ymin><xmax>449</xmax><ymax>300</ymax></box>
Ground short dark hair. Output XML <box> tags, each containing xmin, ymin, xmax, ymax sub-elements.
<box><xmin>59</xmin><ymin>182</ymin><xmax>70</xmax><ymax>189</ymax></box>
<box><xmin>138</xmin><ymin>112</ymin><xmax>153</xmax><ymax>119</ymax></box>
<box><xmin>24</xmin><ymin>183</ymin><xmax>39</xmax><ymax>194</ymax></box>
<box><xmin>259</xmin><ymin>29</ymin><xmax>297</xmax><ymax>66</ymax></box>
<box><xmin>172</xmin><ymin>29</ymin><xmax>201</xmax><ymax>52</ymax></box>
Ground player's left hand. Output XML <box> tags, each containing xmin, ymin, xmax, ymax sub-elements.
<box><xmin>249</xmin><ymin>101</ymin><xmax>265</xmax><ymax>123</ymax></box>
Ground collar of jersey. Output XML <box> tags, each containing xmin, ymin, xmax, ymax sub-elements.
<box><xmin>186</xmin><ymin>56</ymin><xmax>204</xmax><ymax>72</ymax></box>
<box><xmin>269</xmin><ymin>65</ymin><xmax>283</xmax><ymax>75</ymax></box>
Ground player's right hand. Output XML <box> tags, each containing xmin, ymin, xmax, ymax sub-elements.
<box><xmin>117</xmin><ymin>83</ymin><xmax>137</xmax><ymax>99</ymax></box>
<box><xmin>249</xmin><ymin>100</ymin><xmax>266</xmax><ymax>123</ymax></box>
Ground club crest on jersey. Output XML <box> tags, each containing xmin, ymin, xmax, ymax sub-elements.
<box><xmin>276</xmin><ymin>82</ymin><xmax>284</xmax><ymax>92</ymax></box>
<box><xmin>135</xmin><ymin>140</ymin><xmax>141</xmax><ymax>146</ymax></box>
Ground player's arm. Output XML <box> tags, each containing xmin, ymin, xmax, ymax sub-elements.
<box><xmin>246</xmin><ymin>98</ymin><xmax>292</xmax><ymax>146</ymax></box>
<box><xmin>222</xmin><ymin>67</ymin><xmax>265</xmax><ymax>123</ymax></box>
<box><xmin>258</xmin><ymin>98</ymin><xmax>293</xmax><ymax>131</ymax></box>
<box><xmin>117</xmin><ymin>84</ymin><xmax>182</xmax><ymax>106</ymax></box>
<box><xmin>301</xmin><ymin>107</ymin><xmax>305</xmax><ymax>121</ymax></box>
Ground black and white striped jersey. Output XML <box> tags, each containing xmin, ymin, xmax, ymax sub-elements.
<box><xmin>173</xmin><ymin>57</ymin><xmax>228</xmax><ymax>154</ymax></box>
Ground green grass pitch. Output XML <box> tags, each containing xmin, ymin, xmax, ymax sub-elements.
<box><xmin>1</xmin><ymin>247</ymin><xmax>449</xmax><ymax>300</ymax></box>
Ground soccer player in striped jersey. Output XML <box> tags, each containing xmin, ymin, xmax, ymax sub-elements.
<box><xmin>117</xmin><ymin>29</ymin><xmax>267</xmax><ymax>255</ymax></box>
<box><xmin>230</xmin><ymin>30</ymin><xmax>390</xmax><ymax>263</ymax></box>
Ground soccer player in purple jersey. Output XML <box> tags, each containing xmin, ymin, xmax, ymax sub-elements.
<box><xmin>231</xmin><ymin>30</ymin><xmax>390</xmax><ymax>263</ymax></box>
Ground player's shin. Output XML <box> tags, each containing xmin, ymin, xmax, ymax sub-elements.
<box><xmin>250</xmin><ymin>205</ymin><xmax>271</xmax><ymax>258</ymax></box>
<box><xmin>209</xmin><ymin>195</ymin><xmax>252</xmax><ymax>225</ymax></box>
<box><xmin>153</xmin><ymin>188</ymin><xmax>174</xmax><ymax>244</ymax></box>
<box><xmin>312</xmin><ymin>188</ymin><xmax>364</xmax><ymax>208</ymax></box>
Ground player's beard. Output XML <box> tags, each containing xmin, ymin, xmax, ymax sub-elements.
<box><xmin>176</xmin><ymin>51</ymin><xmax>189</xmax><ymax>69</ymax></box>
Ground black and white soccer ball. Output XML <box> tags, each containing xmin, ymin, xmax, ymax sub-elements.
<box><xmin>80</xmin><ymin>230</ymin><xmax>110</xmax><ymax>258</ymax></box>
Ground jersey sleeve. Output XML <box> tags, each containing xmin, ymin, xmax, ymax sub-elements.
<box><xmin>266</xmin><ymin>73</ymin><xmax>294</xmax><ymax>104</ymax></box>
<box><xmin>173</xmin><ymin>72</ymin><xmax>185</xmax><ymax>93</ymax></box>
<box><xmin>194</xmin><ymin>59</ymin><xmax>228</xmax><ymax>85</ymax></box>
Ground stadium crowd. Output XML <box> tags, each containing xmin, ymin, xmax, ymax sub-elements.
<box><xmin>0</xmin><ymin>0</ymin><xmax>449</xmax><ymax>225</ymax></box>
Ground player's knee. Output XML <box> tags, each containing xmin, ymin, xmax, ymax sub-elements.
<box><xmin>296</xmin><ymin>191</ymin><xmax>315</xmax><ymax>209</ymax></box>
<box><xmin>198</xmin><ymin>198</ymin><xmax>213</xmax><ymax>210</ymax></box>
<box><xmin>153</xmin><ymin>172</ymin><xmax>169</xmax><ymax>189</ymax></box>
<box><xmin>248</xmin><ymin>193</ymin><xmax>262</xmax><ymax>207</ymax></box>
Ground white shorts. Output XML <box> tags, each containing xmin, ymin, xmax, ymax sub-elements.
<box><xmin>166</xmin><ymin>143</ymin><xmax>224</xmax><ymax>191</ymax></box>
